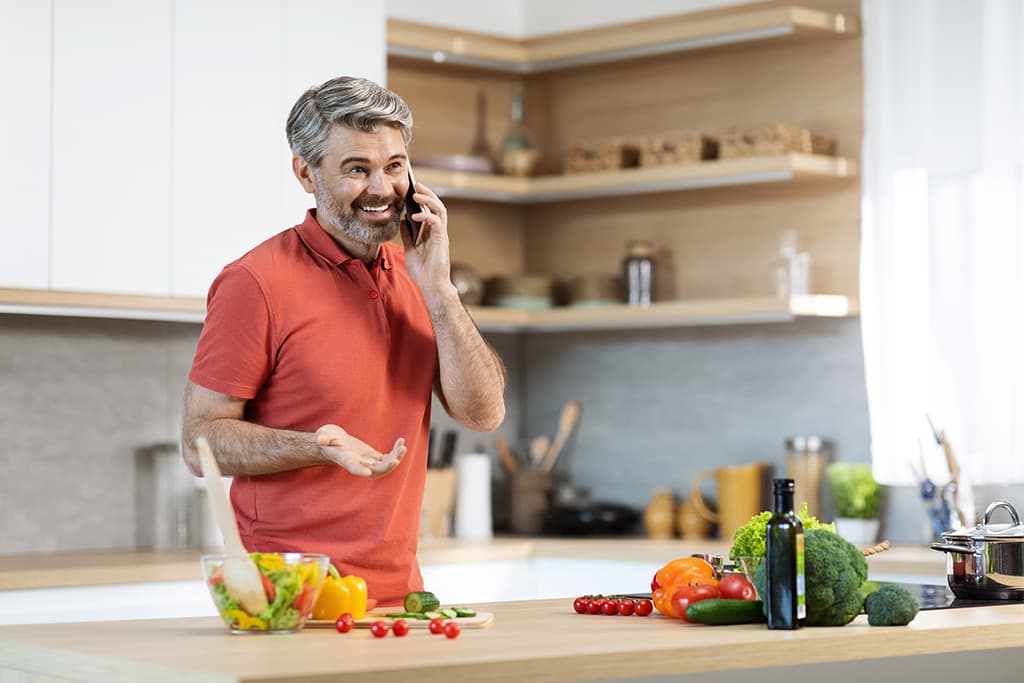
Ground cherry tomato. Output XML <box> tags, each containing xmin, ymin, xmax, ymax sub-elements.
<box><xmin>634</xmin><ymin>599</ymin><xmax>654</xmax><ymax>616</ymax></box>
<box><xmin>671</xmin><ymin>584</ymin><xmax>720</xmax><ymax>622</ymax></box>
<box><xmin>391</xmin><ymin>619</ymin><xmax>410</xmax><ymax>637</ymax></box>
<box><xmin>651</xmin><ymin>571</ymin><xmax>660</xmax><ymax>593</ymax></box>
<box><xmin>334</xmin><ymin>613</ymin><xmax>355</xmax><ymax>633</ymax></box>
<box><xmin>586</xmin><ymin>599</ymin><xmax>602</xmax><ymax>615</ymax></box>
<box><xmin>602</xmin><ymin>600</ymin><xmax>619</xmax><ymax>616</ymax></box>
<box><xmin>443</xmin><ymin>621</ymin><xmax>461</xmax><ymax>639</ymax></box>
<box><xmin>370</xmin><ymin>620</ymin><xmax>389</xmax><ymax>637</ymax></box>
<box><xmin>429</xmin><ymin>617</ymin><xmax>445</xmax><ymax>634</ymax></box>
<box><xmin>573</xmin><ymin>597</ymin><xmax>588</xmax><ymax>614</ymax></box>
<box><xmin>618</xmin><ymin>599</ymin><xmax>635</xmax><ymax>616</ymax></box>
<box><xmin>718</xmin><ymin>573</ymin><xmax>757</xmax><ymax>601</ymax></box>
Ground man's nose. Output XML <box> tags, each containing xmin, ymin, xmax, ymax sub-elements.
<box><xmin>366</xmin><ymin>169</ymin><xmax>398</xmax><ymax>198</ymax></box>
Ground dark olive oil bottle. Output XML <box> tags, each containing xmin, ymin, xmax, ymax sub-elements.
<box><xmin>765</xmin><ymin>478</ymin><xmax>806</xmax><ymax>629</ymax></box>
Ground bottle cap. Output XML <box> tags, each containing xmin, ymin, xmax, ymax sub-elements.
<box><xmin>625</xmin><ymin>240</ymin><xmax>654</xmax><ymax>257</ymax></box>
<box><xmin>773</xmin><ymin>478</ymin><xmax>795</xmax><ymax>493</ymax></box>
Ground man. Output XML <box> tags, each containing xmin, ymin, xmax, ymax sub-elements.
<box><xmin>181</xmin><ymin>76</ymin><xmax>507</xmax><ymax>605</ymax></box>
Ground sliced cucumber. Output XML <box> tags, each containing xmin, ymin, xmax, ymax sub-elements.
<box><xmin>403</xmin><ymin>591</ymin><xmax>441</xmax><ymax>614</ymax></box>
<box><xmin>422</xmin><ymin>611</ymin><xmax>443</xmax><ymax>620</ymax></box>
<box><xmin>452</xmin><ymin>607</ymin><xmax>477</xmax><ymax>618</ymax></box>
<box><xmin>439</xmin><ymin>607</ymin><xmax>458</xmax><ymax>619</ymax></box>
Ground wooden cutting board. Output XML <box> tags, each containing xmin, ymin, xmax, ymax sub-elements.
<box><xmin>305</xmin><ymin>608</ymin><xmax>494</xmax><ymax>630</ymax></box>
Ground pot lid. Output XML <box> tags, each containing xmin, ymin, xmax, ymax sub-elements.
<box><xmin>944</xmin><ymin>500</ymin><xmax>1024</xmax><ymax>540</ymax></box>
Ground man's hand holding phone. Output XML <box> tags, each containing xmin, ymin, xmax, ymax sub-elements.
<box><xmin>403</xmin><ymin>166</ymin><xmax>429</xmax><ymax>245</ymax></box>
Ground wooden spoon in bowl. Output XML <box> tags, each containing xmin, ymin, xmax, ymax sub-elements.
<box><xmin>196</xmin><ymin>437</ymin><xmax>268</xmax><ymax>615</ymax></box>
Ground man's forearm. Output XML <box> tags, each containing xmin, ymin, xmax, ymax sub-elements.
<box><xmin>182</xmin><ymin>417</ymin><xmax>323</xmax><ymax>477</ymax></box>
<box><xmin>425</xmin><ymin>289</ymin><xmax>506</xmax><ymax>432</ymax></box>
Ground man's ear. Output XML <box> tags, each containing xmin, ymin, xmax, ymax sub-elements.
<box><xmin>292</xmin><ymin>156</ymin><xmax>316</xmax><ymax>194</ymax></box>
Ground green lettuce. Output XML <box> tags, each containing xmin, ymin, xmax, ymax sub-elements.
<box><xmin>729</xmin><ymin>502</ymin><xmax>835</xmax><ymax>560</ymax></box>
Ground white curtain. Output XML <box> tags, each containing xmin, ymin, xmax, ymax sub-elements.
<box><xmin>862</xmin><ymin>0</ymin><xmax>1024</xmax><ymax>485</ymax></box>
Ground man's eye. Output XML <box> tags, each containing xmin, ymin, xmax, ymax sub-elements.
<box><xmin>347</xmin><ymin>166</ymin><xmax>367</xmax><ymax>175</ymax></box>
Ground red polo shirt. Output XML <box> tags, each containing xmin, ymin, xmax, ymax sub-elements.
<box><xmin>189</xmin><ymin>210</ymin><xmax>437</xmax><ymax>604</ymax></box>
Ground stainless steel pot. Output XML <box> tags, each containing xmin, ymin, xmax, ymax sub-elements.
<box><xmin>931</xmin><ymin>500</ymin><xmax>1024</xmax><ymax>600</ymax></box>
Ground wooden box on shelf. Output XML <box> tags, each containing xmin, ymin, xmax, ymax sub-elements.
<box><xmin>718</xmin><ymin>123</ymin><xmax>837</xmax><ymax>159</ymax></box>
<box><xmin>639</xmin><ymin>130</ymin><xmax>719</xmax><ymax>167</ymax></box>
<box><xmin>563</xmin><ymin>138</ymin><xmax>641</xmax><ymax>173</ymax></box>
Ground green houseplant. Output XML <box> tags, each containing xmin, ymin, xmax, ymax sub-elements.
<box><xmin>826</xmin><ymin>462</ymin><xmax>883</xmax><ymax>546</ymax></box>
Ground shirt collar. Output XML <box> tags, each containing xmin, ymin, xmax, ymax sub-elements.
<box><xmin>296</xmin><ymin>209</ymin><xmax>393</xmax><ymax>271</ymax></box>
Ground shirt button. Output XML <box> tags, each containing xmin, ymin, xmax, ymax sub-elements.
<box><xmin>369</xmin><ymin>290</ymin><xmax>379</xmax><ymax>299</ymax></box>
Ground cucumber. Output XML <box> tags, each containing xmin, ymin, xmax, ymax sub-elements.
<box><xmin>383</xmin><ymin>612</ymin><xmax>430</xmax><ymax>620</ymax></box>
<box><xmin>422</xmin><ymin>611</ymin><xmax>443</xmax><ymax>620</ymax></box>
<box><xmin>452</xmin><ymin>607</ymin><xmax>477</xmax><ymax>618</ymax></box>
<box><xmin>403</xmin><ymin>591</ymin><xmax>441</xmax><ymax>614</ymax></box>
<box><xmin>439</xmin><ymin>607</ymin><xmax>458</xmax><ymax>619</ymax></box>
<box><xmin>685</xmin><ymin>599</ymin><xmax>766</xmax><ymax>625</ymax></box>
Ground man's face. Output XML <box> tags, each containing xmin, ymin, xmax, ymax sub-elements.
<box><xmin>303</xmin><ymin>125</ymin><xmax>410</xmax><ymax>247</ymax></box>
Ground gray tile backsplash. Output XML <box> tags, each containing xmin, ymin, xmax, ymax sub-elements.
<box><xmin>3</xmin><ymin>313</ymin><xmax>1014</xmax><ymax>554</ymax></box>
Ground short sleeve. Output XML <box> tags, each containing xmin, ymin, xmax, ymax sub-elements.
<box><xmin>188</xmin><ymin>264</ymin><xmax>276</xmax><ymax>399</ymax></box>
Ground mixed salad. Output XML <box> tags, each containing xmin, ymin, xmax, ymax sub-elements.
<box><xmin>206</xmin><ymin>552</ymin><xmax>322</xmax><ymax>632</ymax></box>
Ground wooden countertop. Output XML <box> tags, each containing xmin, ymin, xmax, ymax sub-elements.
<box><xmin>1</xmin><ymin>597</ymin><xmax>1022</xmax><ymax>682</ymax></box>
<box><xmin>0</xmin><ymin>537</ymin><xmax>947</xmax><ymax>590</ymax></box>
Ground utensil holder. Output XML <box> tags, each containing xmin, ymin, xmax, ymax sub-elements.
<box><xmin>508</xmin><ymin>470</ymin><xmax>553</xmax><ymax>535</ymax></box>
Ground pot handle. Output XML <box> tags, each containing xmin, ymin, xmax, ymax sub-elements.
<box><xmin>983</xmin><ymin>500</ymin><xmax>1020</xmax><ymax>526</ymax></box>
<box><xmin>930</xmin><ymin>542</ymin><xmax>977</xmax><ymax>555</ymax></box>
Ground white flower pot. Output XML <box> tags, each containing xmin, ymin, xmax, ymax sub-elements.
<box><xmin>834</xmin><ymin>517</ymin><xmax>880</xmax><ymax>547</ymax></box>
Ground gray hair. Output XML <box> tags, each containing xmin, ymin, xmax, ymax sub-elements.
<box><xmin>286</xmin><ymin>76</ymin><xmax>413</xmax><ymax>168</ymax></box>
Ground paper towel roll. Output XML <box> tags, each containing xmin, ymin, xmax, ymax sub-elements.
<box><xmin>454</xmin><ymin>452</ymin><xmax>493</xmax><ymax>540</ymax></box>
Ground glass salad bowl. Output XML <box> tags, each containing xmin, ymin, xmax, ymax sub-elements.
<box><xmin>201</xmin><ymin>552</ymin><xmax>329</xmax><ymax>634</ymax></box>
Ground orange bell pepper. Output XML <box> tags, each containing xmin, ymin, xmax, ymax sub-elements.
<box><xmin>311</xmin><ymin>565</ymin><xmax>368</xmax><ymax>621</ymax></box>
<box><xmin>651</xmin><ymin>557</ymin><xmax>718</xmax><ymax>618</ymax></box>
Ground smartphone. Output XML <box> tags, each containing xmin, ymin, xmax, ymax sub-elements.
<box><xmin>404</xmin><ymin>165</ymin><xmax>424</xmax><ymax>244</ymax></box>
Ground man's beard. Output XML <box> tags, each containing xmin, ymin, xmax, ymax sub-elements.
<box><xmin>312</xmin><ymin>173</ymin><xmax>401</xmax><ymax>246</ymax></box>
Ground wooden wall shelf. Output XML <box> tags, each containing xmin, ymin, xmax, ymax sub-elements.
<box><xmin>0</xmin><ymin>288</ymin><xmax>855</xmax><ymax>331</ymax></box>
<box><xmin>388</xmin><ymin>5</ymin><xmax>858</xmax><ymax>74</ymax></box>
<box><xmin>418</xmin><ymin>154</ymin><xmax>857</xmax><ymax>203</ymax></box>
<box><xmin>470</xmin><ymin>295</ymin><xmax>857</xmax><ymax>332</ymax></box>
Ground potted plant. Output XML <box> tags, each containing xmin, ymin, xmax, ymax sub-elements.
<box><xmin>826</xmin><ymin>462</ymin><xmax>883</xmax><ymax>546</ymax></box>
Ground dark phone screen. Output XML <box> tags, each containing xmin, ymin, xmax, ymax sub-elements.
<box><xmin>404</xmin><ymin>167</ymin><xmax>423</xmax><ymax>244</ymax></box>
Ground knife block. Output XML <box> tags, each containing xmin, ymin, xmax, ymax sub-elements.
<box><xmin>420</xmin><ymin>469</ymin><xmax>457</xmax><ymax>539</ymax></box>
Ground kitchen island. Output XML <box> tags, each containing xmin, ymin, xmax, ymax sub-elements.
<box><xmin>1</xmin><ymin>597</ymin><xmax>1023</xmax><ymax>682</ymax></box>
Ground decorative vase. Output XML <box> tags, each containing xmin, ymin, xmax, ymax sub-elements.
<box><xmin>834</xmin><ymin>517</ymin><xmax>880</xmax><ymax>547</ymax></box>
<box><xmin>643</xmin><ymin>488</ymin><xmax>676</xmax><ymax>539</ymax></box>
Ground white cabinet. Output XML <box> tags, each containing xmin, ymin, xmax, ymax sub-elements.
<box><xmin>0</xmin><ymin>0</ymin><xmax>51</xmax><ymax>289</ymax></box>
<box><xmin>171</xmin><ymin>0</ymin><xmax>286</xmax><ymax>298</ymax></box>
<box><xmin>172</xmin><ymin>0</ymin><xmax>388</xmax><ymax>298</ymax></box>
<box><xmin>50</xmin><ymin>0</ymin><xmax>173</xmax><ymax>295</ymax></box>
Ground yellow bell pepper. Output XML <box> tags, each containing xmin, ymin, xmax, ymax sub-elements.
<box><xmin>223</xmin><ymin>608</ymin><xmax>267</xmax><ymax>630</ymax></box>
<box><xmin>255</xmin><ymin>553</ymin><xmax>285</xmax><ymax>572</ymax></box>
<box><xmin>311</xmin><ymin>565</ymin><xmax>368</xmax><ymax>621</ymax></box>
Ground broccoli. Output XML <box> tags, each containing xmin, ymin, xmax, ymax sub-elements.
<box><xmin>864</xmin><ymin>584</ymin><xmax>919</xmax><ymax>626</ymax></box>
<box><xmin>729</xmin><ymin>503</ymin><xmax>835</xmax><ymax>560</ymax></box>
<box><xmin>754</xmin><ymin>527</ymin><xmax>867</xmax><ymax>626</ymax></box>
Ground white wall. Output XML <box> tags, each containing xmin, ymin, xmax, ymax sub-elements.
<box><xmin>386</xmin><ymin>0</ymin><xmax>758</xmax><ymax>38</ymax></box>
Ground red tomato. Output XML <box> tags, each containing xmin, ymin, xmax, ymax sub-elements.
<box><xmin>618</xmin><ymin>599</ymin><xmax>635</xmax><ymax>616</ymax></box>
<box><xmin>334</xmin><ymin>613</ymin><xmax>355</xmax><ymax>633</ymax></box>
<box><xmin>370</xmin><ymin>620</ymin><xmax>389</xmax><ymax>638</ymax></box>
<box><xmin>718</xmin><ymin>573</ymin><xmax>757</xmax><ymax>601</ymax></box>
<box><xmin>443</xmin><ymin>621</ymin><xmax>461</xmax><ymax>639</ymax></box>
<box><xmin>391</xmin><ymin>619</ymin><xmax>410</xmax><ymax>637</ymax></box>
<box><xmin>207</xmin><ymin>567</ymin><xmax>224</xmax><ymax>586</ymax></box>
<box><xmin>586</xmin><ymin>599</ymin><xmax>602</xmax><ymax>615</ymax></box>
<box><xmin>428</xmin><ymin>617</ymin><xmax>445</xmax><ymax>634</ymax></box>
<box><xmin>651</xmin><ymin>571</ymin><xmax>660</xmax><ymax>593</ymax></box>
<box><xmin>671</xmin><ymin>584</ymin><xmax>720</xmax><ymax>622</ymax></box>
<box><xmin>634</xmin><ymin>599</ymin><xmax>653</xmax><ymax>616</ymax></box>
<box><xmin>259</xmin><ymin>573</ymin><xmax>277</xmax><ymax>603</ymax></box>
<box><xmin>573</xmin><ymin>597</ymin><xmax>588</xmax><ymax>614</ymax></box>
<box><xmin>293</xmin><ymin>583</ymin><xmax>316</xmax><ymax>615</ymax></box>
<box><xmin>601</xmin><ymin>600</ymin><xmax>618</xmax><ymax>616</ymax></box>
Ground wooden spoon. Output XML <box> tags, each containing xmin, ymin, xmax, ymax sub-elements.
<box><xmin>540</xmin><ymin>400</ymin><xmax>581</xmax><ymax>474</ymax></box>
<box><xmin>529</xmin><ymin>436</ymin><xmax>551</xmax><ymax>469</ymax></box>
<box><xmin>196</xmin><ymin>437</ymin><xmax>268</xmax><ymax>615</ymax></box>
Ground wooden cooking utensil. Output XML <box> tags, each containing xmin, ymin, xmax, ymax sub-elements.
<box><xmin>196</xmin><ymin>437</ymin><xmax>268</xmax><ymax>615</ymax></box>
<box><xmin>540</xmin><ymin>400</ymin><xmax>581</xmax><ymax>474</ymax></box>
<box><xmin>529</xmin><ymin>436</ymin><xmax>551</xmax><ymax>469</ymax></box>
<box><xmin>494</xmin><ymin>436</ymin><xmax>519</xmax><ymax>475</ymax></box>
